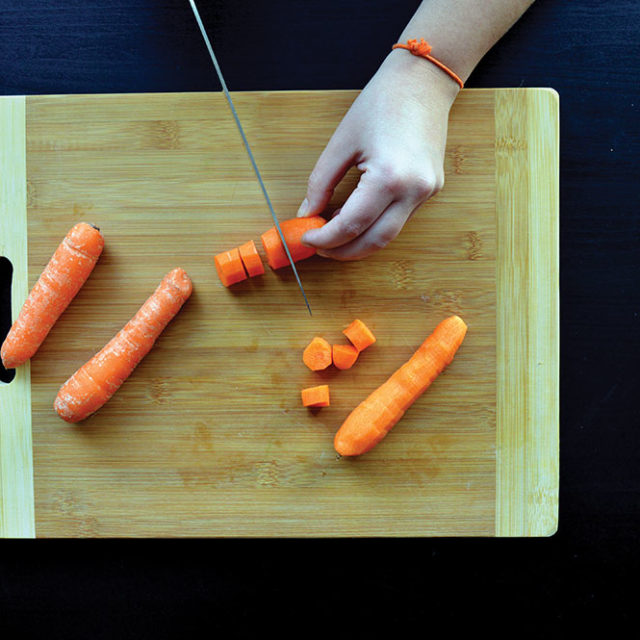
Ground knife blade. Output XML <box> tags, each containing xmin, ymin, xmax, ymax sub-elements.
<box><xmin>188</xmin><ymin>0</ymin><xmax>312</xmax><ymax>315</ymax></box>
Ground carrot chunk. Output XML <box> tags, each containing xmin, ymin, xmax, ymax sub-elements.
<box><xmin>54</xmin><ymin>268</ymin><xmax>193</xmax><ymax>423</ymax></box>
<box><xmin>301</xmin><ymin>384</ymin><xmax>330</xmax><ymax>407</ymax></box>
<box><xmin>260</xmin><ymin>216</ymin><xmax>326</xmax><ymax>270</ymax></box>
<box><xmin>342</xmin><ymin>319</ymin><xmax>376</xmax><ymax>352</ymax></box>
<box><xmin>238</xmin><ymin>240</ymin><xmax>265</xmax><ymax>277</ymax></box>
<box><xmin>302</xmin><ymin>336</ymin><xmax>332</xmax><ymax>371</ymax></box>
<box><xmin>1</xmin><ymin>222</ymin><xmax>104</xmax><ymax>369</ymax></box>
<box><xmin>214</xmin><ymin>248</ymin><xmax>247</xmax><ymax>287</ymax></box>
<box><xmin>334</xmin><ymin>315</ymin><xmax>467</xmax><ymax>456</ymax></box>
<box><xmin>332</xmin><ymin>344</ymin><xmax>359</xmax><ymax>370</ymax></box>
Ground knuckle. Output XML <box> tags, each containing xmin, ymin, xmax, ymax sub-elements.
<box><xmin>339</xmin><ymin>218</ymin><xmax>366</xmax><ymax>239</ymax></box>
<box><xmin>408</xmin><ymin>172</ymin><xmax>438</xmax><ymax>200</ymax></box>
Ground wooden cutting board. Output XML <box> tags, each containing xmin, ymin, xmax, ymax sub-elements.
<box><xmin>0</xmin><ymin>89</ymin><xmax>558</xmax><ymax>537</ymax></box>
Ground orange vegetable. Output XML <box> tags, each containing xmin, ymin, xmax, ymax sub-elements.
<box><xmin>301</xmin><ymin>384</ymin><xmax>330</xmax><ymax>407</ymax></box>
<box><xmin>303</xmin><ymin>336</ymin><xmax>332</xmax><ymax>371</ymax></box>
<box><xmin>260</xmin><ymin>216</ymin><xmax>326</xmax><ymax>270</ymax></box>
<box><xmin>214</xmin><ymin>248</ymin><xmax>247</xmax><ymax>287</ymax></box>
<box><xmin>1</xmin><ymin>222</ymin><xmax>104</xmax><ymax>369</ymax></box>
<box><xmin>54</xmin><ymin>268</ymin><xmax>193</xmax><ymax>423</ymax></box>
<box><xmin>334</xmin><ymin>315</ymin><xmax>467</xmax><ymax>456</ymax></box>
<box><xmin>332</xmin><ymin>344</ymin><xmax>359</xmax><ymax>370</ymax></box>
<box><xmin>238</xmin><ymin>240</ymin><xmax>265</xmax><ymax>277</ymax></box>
<box><xmin>342</xmin><ymin>319</ymin><xmax>376</xmax><ymax>352</ymax></box>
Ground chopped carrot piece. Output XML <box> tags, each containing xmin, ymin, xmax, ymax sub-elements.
<box><xmin>332</xmin><ymin>344</ymin><xmax>359</xmax><ymax>370</ymax></box>
<box><xmin>302</xmin><ymin>336</ymin><xmax>332</xmax><ymax>371</ymax></box>
<box><xmin>1</xmin><ymin>222</ymin><xmax>104</xmax><ymax>369</ymax></box>
<box><xmin>260</xmin><ymin>216</ymin><xmax>326</xmax><ymax>270</ymax></box>
<box><xmin>334</xmin><ymin>315</ymin><xmax>467</xmax><ymax>456</ymax></box>
<box><xmin>214</xmin><ymin>248</ymin><xmax>247</xmax><ymax>287</ymax></box>
<box><xmin>342</xmin><ymin>319</ymin><xmax>376</xmax><ymax>352</ymax></box>
<box><xmin>238</xmin><ymin>240</ymin><xmax>265</xmax><ymax>277</ymax></box>
<box><xmin>301</xmin><ymin>384</ymin><xmax>330</xmax><ymax>408</ymax></box>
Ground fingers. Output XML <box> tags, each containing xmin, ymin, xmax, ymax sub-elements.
<box><xmin>297</xmin><ymin>128</ymin><xmax>357</xmax><ymax>218</ymax></box>
<box><xmin>301</xmin><ymin>169</ymin><xmax>396</xmax><ymax>250</ymax></box>
<box><xmin>314</xmin><ymin>200</ymin><xmax>414</xmax><ymax>261</ymax></box>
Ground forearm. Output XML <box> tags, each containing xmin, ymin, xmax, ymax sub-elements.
<box><xmin>395</xmin><ymin>0</ymin><xmax>535</xmax><ymax>84</ymax></box>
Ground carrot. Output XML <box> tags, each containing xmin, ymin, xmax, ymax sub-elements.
<box><xmin>214</xmin><ymin>247</ymin><xmax>247</xmax><ymax>287</ymax></box>
<box><xmin>260</xmin><ymin>216</ymin><xmax>326</xmax><ymax>270</ymax></box>
<box><xmin>238</xmin><ymin>240</ymin><xmax>265</xmax><ymax>277</ymax></box>
<box><xmin>54</xmin><ymin>268</ymin><xmax>193</xmax><ymax>423</ymax></box>
<box><xmin>332</xmin><ymin>344</ymin><xmax>359</xmax><ymax>370</ymax></box>
<box><xmin>342</xmin><ymin>319</ymin><xmax>376</xmax><ymax>352</ymax></box>
<box><xmin>301</xmin><ymin>384</ymin><xmax>330</xmax><ymax>408</ymax></box>
<box><xmin>334</xmin><ymin>315</ymin><xmax>467</xmax><ymax>456</ymax></box>
<box><xmin>303</xmin><ymin>336</ymin><xmax>332</xmax><ymax>371</ymax></box>
<box><xmin>1</xmin><ymin>222</ymin><xmax>104</xmax><ymax>369</ymax></box>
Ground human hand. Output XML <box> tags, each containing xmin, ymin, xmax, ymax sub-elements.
<box><xmin>297</xmin><ymin>49</ymin><xmax>459</xmax><ymax>260</ymax></box>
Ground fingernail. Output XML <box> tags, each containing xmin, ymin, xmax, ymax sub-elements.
<box><xmin>316</xmin><ymin>250</ymin><xmax>330</xmax><ymax>258</ymax></box>
<box><xmin>297</xmin><ymin>198</ymin><xmax>309</xmax><ymax>217</ymax></box>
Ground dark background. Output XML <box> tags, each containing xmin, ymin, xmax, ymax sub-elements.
<box><xmin>1</xmin><ymin>0</ymin><xmax>638</xmax><ymax>634</ymax></box>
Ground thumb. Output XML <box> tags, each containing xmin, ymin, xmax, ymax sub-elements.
<box><xmin>297</xmin><ymin>132</ymin><xmax>356</xmax><ymax>217</ymax></box>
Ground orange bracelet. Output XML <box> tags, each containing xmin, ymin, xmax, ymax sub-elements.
<box><xmin>392</xmin><ymin>38</ymin><xmax>464</xmax><ymax>89</ymax></box>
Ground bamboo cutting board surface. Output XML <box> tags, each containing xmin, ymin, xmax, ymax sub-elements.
<box><xmin>0</xmin><ymin>89</ymin><xmax>558</xmax><ymax>537</ymax></box>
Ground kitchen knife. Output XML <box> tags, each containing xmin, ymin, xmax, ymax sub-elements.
<box><xmin>188</xmin><ymin>0</ymin><xmax>312</xmax><ymax>315</ymax></box>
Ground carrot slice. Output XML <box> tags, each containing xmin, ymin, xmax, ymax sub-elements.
<box><xmin>214</xmin><ymin>248</ymin><xmax>247</xmax><ymax>287</ymax></box>
<box><xmin>342</xmin><ymin>319</ymin><xmax>376</xmax><ymax>352</ymax></box>
<box><xmin>54</xmin><ymin>268</ymin><xmax>193</xmax><ymax>423</ymax></box>
<box><xmin>334</xmin><ymin>315</ymin><xmax>467</xmax><ymax>456</ymax></box>
<box><xmin>302</xmin><ymin>336</ymin><xmax>332</xmax><ymax>371</ymax></box>
<box><xmin>260</xmin><ymin>216</ymin><xmax>326</xmax><ymax>270</ymax></box>
<box><xmin>238</xmin><ymin>240</ymin><xmax>265</xmax><ymax>277</ymax></box>
<box><xmin>332</xmin><ymin>344</ymin><xmax>359</xmax><ymax>370</ymax></box>
<box><xmin>301</xmin><ymin>384</ymin><xmax>330</xmax><ymax>407</ymax></box>
<box><xmin>1</xmin><ymin>222</ymin><xmax>104</xmax><ymax>369</ymax></box>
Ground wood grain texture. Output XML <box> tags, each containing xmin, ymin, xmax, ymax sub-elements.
<box><xmin>0</xmin><ymin>96</ymin><xmax>35</xmax><ymax>538</ymax></box>
<box><xmin>12</xmin><ymin>89</ymin><xmax>555</xmax><ymax>536</ymax></box>
<box><xmin>495</xmin><ymin>89</ymin><xmax>559</xmax><ymax>536</ymax></box>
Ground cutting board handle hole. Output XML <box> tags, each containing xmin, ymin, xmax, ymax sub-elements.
<box><xmin>0</xmin><ymin>256</ymin><xmax>15</xmax><ymax>384</ymax></box>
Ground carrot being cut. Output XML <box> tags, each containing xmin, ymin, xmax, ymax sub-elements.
<box><xmin>332</xmin><ymin>344</ymin><xmax>359</xmax><ymax>370</ymax></box>
<box><xmin>238</xmin><ymin>240</ymin><xmax>265</xmax><ymax>277</ymax></box>
<box><xmin>334</xmin><ymin>315</ymin><xmax>467</xmax><ymax>457</ymax></box>
<box><xmin>1</xmin><ymin>222</ymin><xmax>104</xmax><ymax>369</ymax></box>
<box><xmin>342</xmin><ymin>319</ymin><xmax>376</xmax><ymax>352</ymax></box>
<box><xmin>303</xmin><ymin>336</ymin><xmax>332</xmax><ymax>371</ymax></box>
<box><xmin>54</xmin><ymin>268</ymin><xmax>193</xmax><ymax>423</ymax></box>
<box><xmin>214</xmin><ymin>248</ymin><xmax>247</xmax><ymax>287</ymax></box>
<box><xmin>260</xmin><ymin>216</ymin><xmax>326</xmax><ymax>270</ymax></box>
<box><xmin>301</xmin><ymin>384</ymin><xmax>330</xmax><ymax>408</ymax></box>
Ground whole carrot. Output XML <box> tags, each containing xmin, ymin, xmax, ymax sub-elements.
<box><xmin>334</xmin><ymin>315</ymin><xmax>467</xmax><ymax>456</ymax></box>
<box><xmin>54</xmin><ymin>268</ymin><xmax>193</xmax><ymax>423</ymax></box>
<box><xmin>1</xmin><ymin>222</ymin><xmax>104</xmax><ymax>369</ymax></box>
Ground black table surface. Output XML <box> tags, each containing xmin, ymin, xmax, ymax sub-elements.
<box><xmin>1</xmin><ymin>0</ymin><xmax>639</xmax><ymax>633</ymax></box>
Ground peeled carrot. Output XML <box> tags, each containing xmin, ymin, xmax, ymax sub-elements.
<box><xmin>334</xmin><ymin>315</ymin><xmax>467</xmax><ymax>456</ymax></box>
<box><xmin>54</xmin><ymin>268</ymin><xmax>193</xmax><ymax>423</ymax></box>
<box><xmin>214</xmin><ymin>248</ymin><xmax>247</xmax><ymax>287</ymax></box>
<box><xmin>1</xmin><ymin>222</ymin><xmax>104</xmax><ymax>369</ymax></box>
<box><xmin>332</xmin><ymin>344</ymin><xmax>359</xmax><ymax>370</ymax></box>
<box><xmin>260</xmin><ymin>216</ymin><xmax>326</xmax><ymax>270</ymax></box>
<box><xmin>342</xmin><ymin>319</ymin><xmax>376</xmax><ymax>352</ymax></box>
<box><xmin>301</xmin><ymin>384</ymin><xmax>330</xmax><ymax>408</ymax></box>
<box><xmin>303</xmin><ymin>336</ymin><xmax>332</xmax><ymax>371</ymax></box>
<box><xmin>238</xmin><ymin>240</ymin><xmax>265</xmax><ymax>277</ymax></box>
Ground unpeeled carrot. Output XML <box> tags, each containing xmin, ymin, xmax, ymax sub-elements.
<box><xmin>334</xmin><ymin>315</ymin><xmax>467</xmax><ymax>456</ymax></box>
<box><xmin>342</xmin><ymin>319</ymin><xmax>376</xmax><ymax>352</ymax></box>
<box><xmin>1</xmin><ymin>222</ymin><xmax>104</xmax><ymax>369</ymax></box>
<box><xmin>260</xmin><ymin>216</ymin><xmax>326</xmax><ymax>270</ymax></box>
<box><xmin>303</xmin><ymin>336</ymin><xmax>332</xmax><ymax>371</ymax></box>
<box><xmin>214</xmin><ymin>248</ymin><xmax>247</xmax><ymax>287</ymax></box>
<box><xmin>332</xmin><ymin>344</ymin><xmax>359</xmax><ymax>370</ymax></box>
<box><xmin>54</xmin><ymin>268</ymin><xmax>193</xmax><ymax>423</ymax></box>
<box><xmin>238</xmin><ymin>240</ymin><xmax>265</xmax><ymax>277</ymax></box>
<box><xmin>301</xmin><ymin>384</ymin><xmax>330</xmax><ymax>407</ymax></box>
